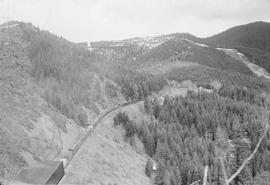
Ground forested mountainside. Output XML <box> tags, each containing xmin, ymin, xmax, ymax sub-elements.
<box><xmin>107</xmin><ymin>40</ymin><xmax>270</xmax><ymax>185</ymax></box>
<box><xmin>90</xmin><ymin>34</ymin><xmax>252</xmax><ymax>75</ymax></box>
<box><xmin>0</xmin><ymin>21</ymin><xmax>124</xmax><ymax>180</ymax></box>
<box><xmin>114</xmin><ymin>85</ymin><xmax>270</xmax><ymax>185</ymax></box>
<box><xmin>98</xmin><ymin>22</ymin><xmax>270</xmax><ymax>185</ymax></box>
<box><xmin>1</xmin><ymin>20</ymin><xmax>270</xmax><ymax>185</ymax></box>
<box><xmin>203</xmin><ymin>22</ymin><xmax>270</xmax><ymax>73</ymax></box>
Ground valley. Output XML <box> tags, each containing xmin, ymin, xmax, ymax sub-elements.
<box><xmin>59</xmin><ymin>101</ymin><xmax>150</xmax><ymax>185</ymax></box>
<box><xmin>1</xmin><ymin>20</ymin><xmax>270</xmax><ymax>185</ymax></box>
<box><xmin>59</xmin><ymin>80</ymin><xmax>206</xmax><ymax>185</ymax></box>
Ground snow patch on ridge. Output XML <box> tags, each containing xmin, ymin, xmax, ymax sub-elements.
<box><xmin>96</xmin><ymin>36</ymin><xmax>175</xmax><ymax>49</ymax></box>
<box><xmin>126</xmin><ymin>36</ymin><xmax>174</xmax><ymax>49</ymax></box>
<box><xmin>184</xmin><ymin>39</ymin><xmax>209</xmax><ymax>48</ymax></box>
<box><xmin>0</xmin><ymin>23</ymin><xmax>19</xmax><ymax>30</ymax></box>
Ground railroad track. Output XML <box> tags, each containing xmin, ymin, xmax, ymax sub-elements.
<box><xmin>61</xmin><ymin>100</ymin><xmax>141</xmax><ymax>170</ymax></box>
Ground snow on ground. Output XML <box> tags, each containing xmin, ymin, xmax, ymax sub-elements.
<box><xmin>95</xmin><ymin>35</ymin><xmax>174</xmax><ymax>49</ymax></box>
<box><xmin>127</xmin><ymin>36</ymin><xmax>173</xmax><ymax>49</ymax></box>
<box><xmin>110</xmin><ymin>37</ymin><xmax>209</xmax><ymax>49</ymax></box>
<box><xmin>87</xmin><ymin>42</ymin><xmax>94</xmax><ymax>51</ymax></box>
<box><xmin>0</xmin><ymin>23</ymin><xmax>19</xmax><ymax>30</ymax></box>
<box><xmin>184</xmin><ymin>39</ymin><xmax>209</xmax><ymax>48</ymax></box>
<box><xmin>217</xmin><ymin>48</ymin><xmax>270</xmax><ymax>79</ymax></box>
<box><xmin>91</xmin><ymin>35</ymin><xmax>212</xmax><ymax>51</ymax></box>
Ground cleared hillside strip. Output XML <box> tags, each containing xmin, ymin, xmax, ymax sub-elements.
<box><xmin>217</xmin><ymin>48</ymin><xmax>270</xmax><ymax>79</ymax></box>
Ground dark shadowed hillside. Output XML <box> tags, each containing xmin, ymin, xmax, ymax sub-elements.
<box><xmin>204</xmin><ymin>22</ymin><xmax>270</xmax><ymax>51</ymax></box>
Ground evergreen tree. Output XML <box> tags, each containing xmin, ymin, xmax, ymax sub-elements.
<box><xmin>145</xmin><ymin>158</ymin><xmax>153</xmax><ymax>177</ymax></box>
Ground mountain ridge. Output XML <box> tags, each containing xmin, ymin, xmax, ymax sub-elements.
<box><xmin>1</xmin><ymin>20</ymin><xmax>270</xmax><ymax>184</ymax></box>
<box><xmin>202</xmin><ymin>21</ymin><xmax>270</xmax><ymax>72</ymax></box>
<box><xmin>89</xmin><ymin>29</ymin><xmax>253</xmax><ymax>75</ymax></box>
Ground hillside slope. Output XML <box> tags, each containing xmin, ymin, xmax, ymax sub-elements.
<box><xmin>2</xmin><ymin>20</ymin><xmax>270</xmax><ymax>184</ymax></box>
<box><xmin>204</xmin><ymin>21</ymin><xmax>270</xmax><ymax>51</ymax></box>
<box><xmin>0</xmin><ymin>21</ymin><xmax>124</xmax><ymax>181</ymax></box>
<box><xmin>60</xmin><ymin>102</ymin><xmax>151</xmax><ymax>185</ymax></box>
<box><xmin>90</xmin><ymin>34</ymin><xmax>252</xmax><ymax>75</ymax></box>
<box><xmin>203</xmin><ymin>21</ymin><xmax>270</xmax><ymax>72</ymax></box>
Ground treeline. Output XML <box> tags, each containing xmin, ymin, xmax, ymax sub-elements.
<box><xmin>237</xmin><ymin>46</ymin><xmax>270</xmax><ymax>74</ymax></box>
<box><xmin>114</xmin><ymin>85</ymin><xmax>270</xmax><ymax>185</ymax></box>
<box><xmin>165</xmin><ymin>65</ymin><xmax>270</xmax><ymax>92</ymax></box>
<box><xmin>113</xmin><ymin>112</ymin><xmax>136</xmax><ymax>138</ymax></box>
<box><xmin>219</xmin><ymin>84</ymin><xmax>270</xmax><ymax>109</ymax></box>
<box><xmin>28</xmin><ymin>30</ymin><xmax>92</xmax><ymax>81</ymax></box>
<box><xmin>26</xmin><ymin>24</ymin><xmax>166</xmax><ymax>126</ymax></box>
<box><xmin>111</xmin><ymin>67</ymin><xmax>167</xmax><ymax>101</ymax></box>
<box><xmin>26</xmin><ymin>28</ymin><xmax>101</xmax><ymax>126</ymax></box>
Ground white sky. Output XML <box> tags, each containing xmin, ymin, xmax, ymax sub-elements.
<box><xmin>0</xmin><ymin>0</ymin><xmax>270</xmax><ymax>42</ymax></box>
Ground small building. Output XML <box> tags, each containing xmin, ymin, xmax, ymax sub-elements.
<box><xmin>15</xmin><ymin>160</ymin><xmax>64</xmax><ymax>185</ymax></box>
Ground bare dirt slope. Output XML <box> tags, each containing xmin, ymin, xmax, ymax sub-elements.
<box><xmin>0</xmin><ymin>22</ymin><xmax>85</xmax><ymax>180</ymax></box>
<box><xmin>60</xmin><ymin>103</ymin><xmax>151</xmax><ymax>185</ymax></box>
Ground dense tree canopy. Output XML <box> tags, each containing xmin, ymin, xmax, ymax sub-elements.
<box><xmin>115</xmin><ymin>84</ymin><xmax>270</xmax><ymax>185</ymax></box>
<box><xmin>26</xmin><ymin>28</ymin><xmax>101</xmax><ymax>124</ymax></box>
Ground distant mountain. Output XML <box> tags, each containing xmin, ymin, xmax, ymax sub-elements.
<box><xmin>90</xmin><ymin>33</ymin><xmax>196</xmax><ymax>62</ymax></box>
<box><xmin>204</xmin><ymin>22</ymin><xmax>270</xmax><ymax>51</ymax></box>
<box><xmin>90</xmin><ymin>33</ymin><xmax>252</xmax><ymax>75</ymax></box>
<box><xmin>203</xmin><ymin>21</ymin><xmax>270</xmax><ymax>72</ymax></box>
<box><xmin>2</xmin><ymin>20</ymin><xmax>270</xmax><ymax>184</ymax></box>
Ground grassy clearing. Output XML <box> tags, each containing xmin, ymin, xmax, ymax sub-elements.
<box><xmin>60</xmin><ymin>104</ymin><xmax>151</xmax><ymax>185</ymax></box>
